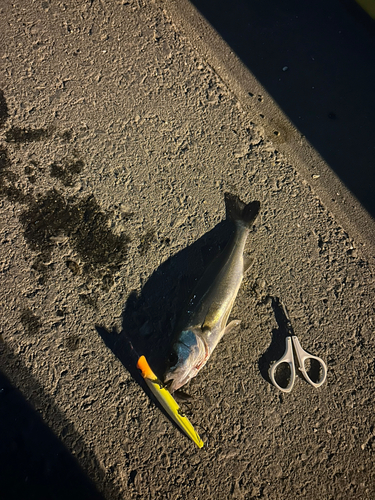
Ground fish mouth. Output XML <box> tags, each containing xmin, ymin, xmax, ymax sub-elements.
<box><xmin>164</xmin><ymin>372</ymin><xmax>191</xmax><ymax>394</ymax></box>
<box><xmin>164</xmin><ymin>358</ymin><xmax>194</xmax><ymax>392</ymax></box>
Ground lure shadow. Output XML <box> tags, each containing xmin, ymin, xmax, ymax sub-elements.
<box><xmin>258</xmin><ymin>296</ymin><xmax>292</xmax><ymax>384</ymax></box>
<box><xmin>96</xmin><ymin>217</ymin><xmax>235</xmax><ymax>391</ymax></box>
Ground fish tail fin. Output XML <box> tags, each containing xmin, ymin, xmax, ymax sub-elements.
<box><xmin>224</xmin><ymin>192</ymin><xmax>260</xmax><ymax>227</ymax></box>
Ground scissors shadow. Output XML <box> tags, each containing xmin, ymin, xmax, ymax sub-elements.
<box><xmin>258</xmin><ymin>328</ymin><xmax>288</xmax><ymax>385</ymax></box>
<box><xmin>258</xmin><ymin>296</ymin><xmax>293</xmax><ymax>384</ymax></box>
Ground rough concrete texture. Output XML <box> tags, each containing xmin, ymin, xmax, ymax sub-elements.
<box><xmin>0</xmin><ymin>1</ymin><xmax>374</xmax><ymax>499</ymax></box>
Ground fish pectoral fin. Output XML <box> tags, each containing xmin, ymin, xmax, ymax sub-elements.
<box><xmin>213</xmin><ymin>320</ymin><xmax>241</xmax><ymax>348</ymax></box>
<box><xmin>223</xmin><ymin>319</ymin><xmax>241</xmax><ymax>336</ymax></box>
<box><xmin>243</xmin><ymin>254</ymin><xmax>254</xmax><ymax>273</ymax></box>
<box><xmin>200</xmin><ymin>322</ymin><xmax>212</xmax><ymax>335</ymax></box>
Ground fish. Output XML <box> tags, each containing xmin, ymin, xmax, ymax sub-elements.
<box><xmin>164</xmin><ymin>193</ymin><xmax>260</xmax><ymax>393</ymax></box>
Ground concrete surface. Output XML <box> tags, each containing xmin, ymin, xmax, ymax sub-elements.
<box><xmin>0</xmin><ymin>1</ymin><xmax>374</xmax><ymax>499</ymax></box>
<box><xmin>187</xmin><ymin>0</ymin><xmax>375</xmax><ymax>219</ymax></box>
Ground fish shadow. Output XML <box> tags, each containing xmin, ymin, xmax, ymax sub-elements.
<box><xmin>96</xmin><ymin>217</ymin><xmax>235</xmax><ymax>393</ymax></box>
<box><xmin>258</xmin><ymin>296</ymin><xmax>292</xmax><ymax>384</ymax></box>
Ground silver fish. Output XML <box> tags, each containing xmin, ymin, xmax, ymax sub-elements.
<box><xmin>164</xmin><ymin>193</ymin><xmax>260</xmax><ymax>392</ymax></box>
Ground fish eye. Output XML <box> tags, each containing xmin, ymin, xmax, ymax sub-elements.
<box><xmin>168</xmin><ymin>351</ymin><xmax>178</xmax><ymax>366</ymax></box>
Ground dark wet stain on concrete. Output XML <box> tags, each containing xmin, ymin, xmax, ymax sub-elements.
<box><xmin>18</xmin><ymin>190</ymin><xmax>130</xmax><ymax>289</ymax></box>
<box><xmin>64</xmin><ymin>334</ymin><xmax>83</xmax><ymax>351</ymax></box>
<box><xmin>24</xmin><ymin>165</ymin><xmax>37</xmax><ymax>184</ymax></box>
<box><xmin>5</xmin><ymin>126</ymin><xmax>52</xmax><ymax>143</ymax></box>
<box><xmin>0</xmin><ymin>145</ymin><xmax>11</xmax><ymax>173</ymax></box>
<box><xmin>0</xmin><ymin>146</ymin><xmax>33</xmax><ymax>204</ymax></box>
<box><xmin>1</xmin><ymin>148</ymin><xmax>130</xmax><ymax>290</ymax></box>
<box><xmin>0</xmin><ymin>89</ymin><xmax>9</xmax><ymax>128</ymax></box>
<box><xmin>79</xmin><ymin>292</ymin><xmax>99</xmax><ymax>309</ymax></box>
<box><xmin>138</xmin><ymin>230</ymin><xmax>155</xmax><ymax>255</ymax></box>
<box><xmin>66</xmin><ymin>260</ymin><xmax>80</xmax><ymax>275</ymax></box>
<box><xmin>20</xmin><ymin>308</ymin><xmax>41</xmax><ymax>335</ymax></box>
<box><xmin>50</xmin><ymin>158</ymin><xmax>84</xmax><ymax>186</ymax></box>
<box><xmin>30</xmin><ymin>259</ymin><xmax>50</xmax><ymax>285</ymax></box>
<box><xmin>0</xmin><ymin>149</ymin><xmax>130</xmax><ymax>289</ymax></box>
<box><xmin>61</xmin><ymin>129</ymin><xmax>73</xmax><ymax>141</ymax></box>
<box><xmin>0</xmin><ymin>90</ymin><xmax>131</xmax><ymax>292</ymax></box>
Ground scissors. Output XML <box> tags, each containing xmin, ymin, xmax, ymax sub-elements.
<box><xmin>269</xmin><ymin>299</ymin><xmax>327</xmax><ymax>393</ymax></box>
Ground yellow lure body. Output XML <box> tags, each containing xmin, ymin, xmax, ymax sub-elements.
<box><xmin>137</xmin><ymin>355</ymin><xmax>204</xmax><ymax>449</ymax></box>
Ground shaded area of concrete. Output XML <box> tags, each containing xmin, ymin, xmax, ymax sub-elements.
<box><xmin>0</xmin><ymin>345</ymin><xmax>120</xmax><ymax>500</ymax></box>
<box><xmin>98</xmin><ymin>217</ymin><xmax>235</xmax><ymax>381</ymax></box>
<box><xmin>189</xmin><ymin>0</ymin><xmax>375</xmax><ymax>217</ymax></box>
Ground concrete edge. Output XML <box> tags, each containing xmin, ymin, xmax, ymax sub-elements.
<box><xmin>160</xmin><ymin>0</ymin><xmax>375</xmax><ymax>268</ymax></box>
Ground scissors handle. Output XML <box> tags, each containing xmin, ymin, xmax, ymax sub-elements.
<box><xmin>292</xmin><ymin>336</ymin><xmax>327</xmax><ymax>388</ymax></box>
<box><xmin>269</xmin><ymin>336</ymin><xmax>296</xmax><ymax>393</ymax></box>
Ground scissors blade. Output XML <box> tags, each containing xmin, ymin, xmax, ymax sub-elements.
<box><xmin>271</xmin><ymin>297</ymin><xmax>295</xmax><ymax>336</ymax></box>
<box><xmin>280</xmin><ymin>301</ymin><xmax>295</xmax><ymax>336</ymax></box>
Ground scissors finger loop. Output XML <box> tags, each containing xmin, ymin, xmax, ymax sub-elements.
<box><xmin>292</xmin><ymin>336</ymin><xmax>327</xmax><ymax>388</ymax></box>
<box><xmin>269</xmin><ymin>337</ymin><xmax>296</xmax><ymax>393</ymax></box>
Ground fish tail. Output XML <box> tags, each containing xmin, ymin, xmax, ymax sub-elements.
<box><xmin>224</xmin><ymin>192</ymin><xmax>260</xmax><ymax>227</ymax></box>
